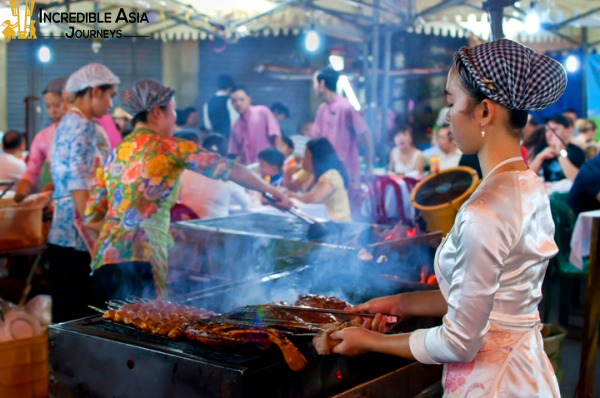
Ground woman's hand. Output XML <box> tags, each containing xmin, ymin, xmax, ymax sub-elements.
<box><xmin>346</xmin><ymin>295</ymin><xmax>408</xmax><ymax>333</ymax></box>
<box><xmin>329</xmin><ymin>327</ymin><xmax>380</xmax><ymax>356</ymax></box>
<box><xmin>267</xmin><ymin>188</ymin><xmax>292</xmax><ymax>209</ymax></box>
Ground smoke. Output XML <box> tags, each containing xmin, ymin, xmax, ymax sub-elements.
<box><xmin>167</xmin><ymin>214</ymin><xmax>433</xmax><ymax>313</ymax></box>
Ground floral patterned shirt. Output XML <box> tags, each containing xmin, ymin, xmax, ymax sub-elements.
<box><xmin>49</xmin><ymin>113</ymin><xmax>106</xmax><ymax>251</ymax></box>
<box><xmin>85</xmin><ymin>128</ymin><xmax>233</xmax><ymax>276</ymax></box>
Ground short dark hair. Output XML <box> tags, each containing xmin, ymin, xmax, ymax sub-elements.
<box><xmin>231</xmin><ymin>85</ymin><xmax>249</xmax><ymax>96</ymax></box>
<box><xmin>2</xmin><ymin>130</ymin><xmax>23</xmax><ymax>151</ymax></box>
<box><xmin>270</xmin><ymin>102</ymin><xmax>290</xmax><ymax>118</ymax></box>
<box><xmin>454</xmin><ymin>55</ymin><xmax>527</xmax><ymax>133</ymax></box>
<box><xmin>281</xmin><ymin>135</ymin><xmax>294</xmax><ymax>151</ymax></box>
<box><xmin>258</xmin><ymin>148</ymin><xmax>285</xmax><ymax>169</ymax></box>
<box><xmin>74</xmin><ymin>84</ymin><xmax>114</xmax><ymax>99</ymax></box>
<box><xmin>316</xmin><ymin>67</ymin><xmax>339</xmax><ymax>92</ymax></box>
<box><xmin>203</xmin><ymin>133</ymin><xmax>228</xmax><ymax>157</ymax></box>
<box><xmin>184</xmin><ymin>107</ymin><xmax>197</xmax><ymax>114</ymax></box>
<box><xmin>393</xmin><ymin>124</ymin><xmax>413</xmax><ymax>140</ymax></box>
<box><xmin>528</xmin><ymin>115</ymin><xmax>539</xmax><ymax>127</ymax></box>
<box><xmin>217</xmin><ymin>75</ymin><xmax>234</xmax><ymax>90</ymax></box>
<box><xmin>548</xmin><ymin>114</ymin><xmax>570</xmax><ymax>129</ymax></box>
<box><xmin>176</xmin><ymin>109</ymin><xmax>188</xmax><ymax>126</ymax></box>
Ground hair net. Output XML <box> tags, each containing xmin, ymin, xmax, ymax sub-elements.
<box><xmin>65</xmin><ymin>63</ymin><xmax>120</xmax><ymax>93</ymax></box>
<box><xmin>42</xmin><ymin>77</ymin><xmax>68</xmax><ymax>95</ymax></box>
<box><xmin>117</xmin><ymin>79</ymin><xmax>175</xmax><ymax>118</ymax></box>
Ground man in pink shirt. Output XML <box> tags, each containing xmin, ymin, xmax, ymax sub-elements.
<box><xmin>228</xmin><ymin>86</ymin><xmax>282</xmax><ymax>165</ymax></box>
<box><xmin>311</xmin><ymin>67</ymin><xmax>373</xmax><ymax>180</ymax></box>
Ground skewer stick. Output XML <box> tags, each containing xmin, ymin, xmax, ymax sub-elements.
<box><xmin>88</xmin><ymin>305</ymin><xmax>107</xmax><ymax>314</ymax></box>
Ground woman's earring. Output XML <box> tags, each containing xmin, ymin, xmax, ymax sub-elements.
<box><xmin>481</xmin><ymin>129</ymin><xmax>485</xmax><ymax>137</ymax></box>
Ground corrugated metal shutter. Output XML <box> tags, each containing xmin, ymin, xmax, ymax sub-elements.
<box><xmin>7</xmin><ymin>37</ymin><xmax>162</xmax><ymax>138</ymax></box>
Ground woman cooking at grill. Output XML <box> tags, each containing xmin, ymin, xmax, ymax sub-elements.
<box><xmin>330</xmin><ymin>39</ymin><xmax>566</xmax><ymax>397</ymax></box>
<box><xmin>84</xmin><ymin>80</ymin><xmax>291</xmax><ymax>302</ymax></box>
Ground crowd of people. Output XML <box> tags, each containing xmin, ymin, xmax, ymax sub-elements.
<box><xmin>0</xmin><ymin>52</ymin><xmax>599</xmax><ymax>326</ymax></box>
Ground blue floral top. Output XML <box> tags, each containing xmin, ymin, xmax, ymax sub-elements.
<box><xmin>49</xmin><ymin>113</ymin><xmax>106</xmax><ymax>251</ymax></box>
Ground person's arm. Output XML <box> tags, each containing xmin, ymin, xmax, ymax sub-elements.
<box><xmin>14</xmin><ymin>180</ymin><xmax>33</xmax><ymax>203</ymax></box>
<box><xmin>350</xmin><ymin>107</ymin><xmax>373</xmax><ymax>174</ymax></box>
<box><xmin>359</xmin><ymin>131</ymin><xmax>374</xmax><ymax>175</ymax></box>
<box><xmin>333</xmin><ymin>208</ymin><xmax>515</xmax><ymax>363</ymax></box>
<box><xmin>414</xmin><ymin>152</ymin><xmax>426</xmax><ymax>174</ymax></box>
<box><xmin>227</xmin><ymin>126</ymin><xmax>239</xmax><ymax>156</ymax></box>
<box><xmin>265</xmin><ymin>108</ymin><xmax>282</xmax><ymax>146</ymax></box>
<box><xmin>557</xmin><ymin>155</ymin><xmax>580</xmax><ymax>181</ymax></box>
<box><xmin>288</xmin><ymin>175</ymin><xmax>334</xmax><ymax>204</ymax></box>
<box><xmin>530</xmin><ymin>146</ymin><xmax>557</xmax><ymax>174</ymax></box>
<box><xmin>203</xmin><ymin>102</ymin><xmax>212</xmax><ymax>131</ymax></box>
<box><xmin>227</xmin><ymin>98</ymin><xmax>239</xmax><ymax>126</ymax></box>
<box><xmin>68</xmin><ymin>120</ymin><xmax>96</xmax><ymax>218</ymax></box>
<box><xmin>176</xmin><ymin>139</ymin><xmax>291</xmax><ymax>208</ymax></box>
<box><xmin>15</xmin><ymin>133</ymin><xmax>47</xmax><ymax>202</ymax></box>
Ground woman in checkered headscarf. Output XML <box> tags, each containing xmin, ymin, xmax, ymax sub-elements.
<box><xmin>330</xmin><ymin>39</ymin><xmax>565</xmax><ymax>397</ymax></box>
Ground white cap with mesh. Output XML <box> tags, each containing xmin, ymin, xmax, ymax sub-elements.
<box><xmin>65</xmin><ymin>63</ymin><xmax>120</xmax><ymax>93</ymax></box>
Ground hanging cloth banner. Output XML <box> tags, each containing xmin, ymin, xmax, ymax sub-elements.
<box><xmin>587</xmin><ymin>55</ymin><xmax>600</xmax><ymax>118</ymax></box>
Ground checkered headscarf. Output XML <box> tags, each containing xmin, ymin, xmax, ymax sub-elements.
<box><xmin>454</xmin><ymin>39</ymin><xmax>567</xmax><ymax>111</ymax></box>
<box><xmin>118</xmin><ymin>79</ymin><xmax>175</xmax><ymax>117</ymax></box>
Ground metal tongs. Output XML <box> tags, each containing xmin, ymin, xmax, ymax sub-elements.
<box><xmin>247</xmin><ymin>304</ymin><xmax>398</xmax><ymax>322</ymax></box>
<box><xmin>262</xmin><ymin>192</ymin><xmax>329</xmax><ymax>239</ymax></box>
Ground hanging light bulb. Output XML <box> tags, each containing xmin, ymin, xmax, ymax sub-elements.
<box><xmin>525</xmin><ymin>2</ymin><xmax>540</xmax><ymax>34</ymax></box>
<box><xmin>566</xmin><ymin>55</ymin><xmax>580</xmax><ymax>72</ymax></box>
<box><xmin>305</xmin><ymin>30</ymin><xmax>320</xmax><ymax>52</ymax></box>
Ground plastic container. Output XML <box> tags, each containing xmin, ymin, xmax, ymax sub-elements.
<box><xmin>0</xmin><ymin>197</ymin><xmax>44</xmax><ymax>251</ymax></box>
<box><xmin>0</xmin><ymin>334</ymin><xmax>48</xmax><ymax>398</ymax></box>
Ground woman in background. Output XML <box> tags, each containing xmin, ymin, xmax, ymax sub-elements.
<box><xmin>287</xmin><ymin>138</ymin><xmax>351</xmax><ymax>222</ymax></box>
<box><xmin>14</xmin><ymin>77</ymin><xmax>68</xmax><ymax>203</ymax></box>
<box><xmin>388</xmin><ymin>125</ymin><xmax>425</xmax><ymax>178</ymax></box>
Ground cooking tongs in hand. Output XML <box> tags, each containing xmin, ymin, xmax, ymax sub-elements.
<box><xmin>262</xmin><ymin>192</ymin><xmax>329</xmax><ymax>239</ymax></box>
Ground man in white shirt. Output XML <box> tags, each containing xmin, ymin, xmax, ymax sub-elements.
<box><xmin>426</xmin><ymin>125</ymin><xmax>462</xmax><ymax>170</ymax></box>
<box><xmin>202</xmin><ymin>75</ymin><xmax>239</xmax><ymax>140</ymax></box>
<box><xmin>0</xmin><ymin>131</ymin><xmax>26</xmax><ymax>189</ymax></box>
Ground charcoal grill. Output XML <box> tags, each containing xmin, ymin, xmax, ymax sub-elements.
<box><xmin>48</xmin><ymin>315</ymin><xmax>441</xmax><ymax>398</ymax></box>
<box><xmin>168</xmin><ymin>213</ymin><xmax>442</xmax><ymax>283</ymax></box>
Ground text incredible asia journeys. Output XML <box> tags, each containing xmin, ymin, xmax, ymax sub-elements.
<box><xmin>38</xmin><ymin>8</ymin><xmax>150</xmax><ymax>39</ymax></box>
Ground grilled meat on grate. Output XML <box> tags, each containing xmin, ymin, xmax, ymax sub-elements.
<box><xmin>102</xmin><ymin>300</ymin><xmax>308</xmax><ymax>371</ymax></box>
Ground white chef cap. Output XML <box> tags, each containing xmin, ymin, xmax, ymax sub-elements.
<box><xmin>65</xmin><ymin>63</ymin><xmax>120</xmax><ymax>94</ymax></box>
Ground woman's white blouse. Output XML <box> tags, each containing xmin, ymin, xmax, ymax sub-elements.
<box><xmin>409</xmin><ymin>169</ymin><xmax>558</xmax><ymax>364</ymax></box>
